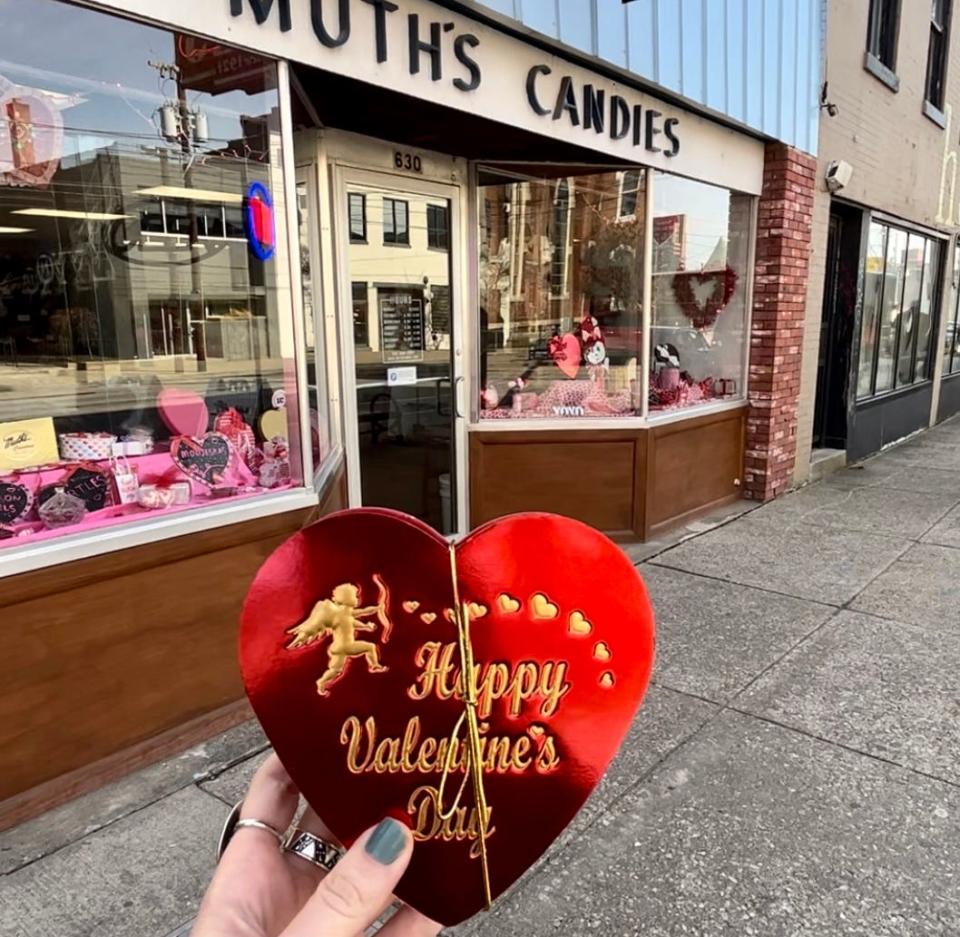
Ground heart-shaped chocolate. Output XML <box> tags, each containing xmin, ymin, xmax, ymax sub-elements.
<box><xmin>170</xmin><ymin>433</ymin><xmax>231</xmax><ymax>486</ymax></box>
<box><xmin>0</xmin><ymin>478</ymin><xmax>31</xmax><ymax>525</ymax></box>
<box><xmin>240</xmin><ymin>509</ymin><xmax>655</xmax><ymax>926</ymax></box>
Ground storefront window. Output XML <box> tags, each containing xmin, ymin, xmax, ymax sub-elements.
<box><xmin>649</xmin><ymin>173</ymin><xmax>751</xmax><ymax>412</ymax></box>
<box><xmin>942</xmin><ymin>243</ymin><xmax>960</xmax><ymax>375</ymax></box>
<box><xmin>857</xmin><ymin>220</ymin><xmax>942</xmax><ymax>399</ymax></box>
<box><xmin>0</xmin><ymin>0</ymin><xmax>302</xmax><ymax>548</ymax></box>
<box><xmin>477</xmin><ymin>170</ymin><xmax>645</xmax><ymax>420</ymax></box>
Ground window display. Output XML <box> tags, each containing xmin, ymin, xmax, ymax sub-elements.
<box><xmin>649</xmin><ymin>174</ymin><xmax>751</xmax><ymax>412</ymax></box>
<box><xmin>478</xmin><ymin>170</ymin><xmax>646</xmax><ymax>420</ymax></box>
<box><xmin>0</xmin><ymin>0</ymin><xmax>302</xmax><ymax>548</ymax></box>
<box><xmin>943</xmin><ymin>243</ymin><xmax>960</xmax><ymax>375</ymax></box>
<box><xmin>857</xmin><ymin>220</ymin><xmax>942</xmax><ymax>399</ymax></box>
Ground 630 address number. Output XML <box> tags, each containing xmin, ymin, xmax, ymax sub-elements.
<box><xmin>394</xmin><ymin>151</ymin><xmax>423</xmax><ymax>173</ymax></box>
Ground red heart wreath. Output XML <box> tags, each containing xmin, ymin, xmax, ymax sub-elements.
<box><xmin>671</xmin><ymin>265</ymin><xmax>738</xmax><ymax>330</ymax></box>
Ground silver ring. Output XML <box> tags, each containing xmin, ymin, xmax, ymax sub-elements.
<box><xmin>283</xmin><ymin>828</ymin><xmax>343</xmax><ymax>872</ymax></box>
<box><xmin>217</xmin><ymin>801</ymin><xmax>285</xmax><ymax>861</ymax></box>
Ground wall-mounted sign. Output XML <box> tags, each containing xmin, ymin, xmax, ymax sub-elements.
<box><xmin>95</xmin><ymin>0</ymin><xmax>764</xmax><ymax>194</ymax></box>
<box><xmin>244</xmin><ymin>181</ymin><xmax>276</xmax><ymax>260</ymax></box>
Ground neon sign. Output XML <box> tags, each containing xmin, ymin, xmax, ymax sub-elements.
<box><xmin>244</xmin><ymin>181</ymin><xmax>276</xmax><ymax>260</ymax></box>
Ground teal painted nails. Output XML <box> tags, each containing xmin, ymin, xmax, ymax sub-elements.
<box><xmin>365</xmin><ymin>818</ymin><xmax>406</xmax><ymax>865</ymax></box>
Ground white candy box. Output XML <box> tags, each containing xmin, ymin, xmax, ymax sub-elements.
<box><xmin>58</xmin><ymin>432</ymin><xmax>117</xmax><ymax>461</ymax></box>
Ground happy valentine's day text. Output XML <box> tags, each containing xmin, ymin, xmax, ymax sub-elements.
<box><xmin>338</xmin><ymin>640</ymin><xmax>572</xmax><ymax>854</ymax></box>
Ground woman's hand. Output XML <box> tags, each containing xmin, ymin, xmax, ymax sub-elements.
<box><xmin>191</xmin><ymin>753</ymin><xmax>440</xmax><ymax>937</ymax></box>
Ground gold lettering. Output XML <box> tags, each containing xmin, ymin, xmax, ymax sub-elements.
<box><xmin>410</xmin><ymin>641</ymin><xmax>573</xmax><ymax>720</ymax></box>
<box><xmin>406</xmin><ymin>784</ymin><xmax>496</xmax><ymax>857</ymax></box>
<box><xmin>538</xmin><ymin>661</ymin><xmax>571</xmax><ymax>717</ymax></box>
<box><xmin>340</xmin><ymin>716</ymin><xmax>375</xmax><ymax>774</ymax></box>
<box><xmin>536</xmin><ymin>736</ymin><xmax>561</xmax><ymax>772</ymax></box>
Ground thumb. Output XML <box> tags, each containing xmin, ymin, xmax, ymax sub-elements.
<box><xmin>282</xmin><ymin>818</ymin><xmax>413</xmax><ymax>937</ymax></box>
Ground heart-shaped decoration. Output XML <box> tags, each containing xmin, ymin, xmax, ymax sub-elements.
<box><xmin>548</xmin><ymin>333</ymin><xmax>581</xmax><ymax>379</ymax></box>
<box><xmin>671</xmin><ymin>265</ymin><xmax>739</xmax><ymax>330</ymax></box>
<box><xmin>158</xmin><ymin>388</ymin><xmax>210</xmax><ymax>437</ymax></box>
<box><xmin>403</xmin><ymin>600</ymin><xmax>420</xmax><ymax>613</ymax></box>
<box><xmin>170</xmin><ymin>433</ymin><xmax>232</xmax><ymax>486</ymax></box>
<box><xmin>240</xmin><ymin>509</ymin><xmax>655</xmax><ymax>925</ymax></box>
<box><xmin>568</xmin><ymin>611</ymin><xmax>592</xmax><ymax>635</ymax></box>
<box><xmin>420</xmin><ymin>612</ymin><xmax>436</xmax><ymax>624</ymax></box>
<box><xmin>0</xmin><ymin>478</ymin><xmax>31</xmax><ymax>525</ymax></box>
<box><xmin>530</xmin><ymin>593</ymin><xmax>558</xmax><ymax>619</ymax></box>
<box><xmin>593</xmin><ymin>641</ymin><xmax>612</xmax><ymax>661</ymax></box>
<box><xmin>37</xmin><ymin>463</ymin><xmax>113</xmax><ymax>513</ymax></box>
<box><xmin>497</xmin><ymin>594</ymin><xmax>520</xmax><ymax>614</ymax></box>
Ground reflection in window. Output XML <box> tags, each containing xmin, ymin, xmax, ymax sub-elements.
<box><xmin>349</xmin><ymin>193</ymin><xmax>366</xmax><ymax>242</ymax></box>
<box><xmin>352</xmin><ymin>282</ymin><xmax>370</xmax><ymax>347</ymax></box>
<box><xmin>549</xmin><ymin>180</ymin><xmax>570</xmax><ymax>298</ymax></box>
<box><xmin>297</xmin><ymin>179</ymin><xmax>332</xmax><ymax>470</ymax></box>
<box><xmin>619</xmin><ymin>170</ymin><xmax>642</xmax><ymax>219</ymax></box>
<box><xmin>383</xmin><ymin>198</ymin><xmax>409</xmax><ymax>245</ymax></box>
<box><xmin>478</xmin><ymin>170</ymin><xmax>645</xmax><ymax>419</ymax></box>
<box><xmin>426</xmin><ymin>204</ymin><xmax>448</xmax><ymax>250</ymax></box>
<box><xmin>0</xmin><ymin>0</ymin><xmax>302</xmax><ymax>550</ymax></box>
<box><xmin>649</xmin><ymin>173</ymin><xmax>751</xmax><ymax>412</ymax></box>
<box><xmin>857</xmin><ymin>220</ymin><xmax>941</xmax><ymax>399</ymax></box>
<box><xmin>945</xmin><ymin>244</ymin><xmax>960</xmax><ymax>375</ymax></box>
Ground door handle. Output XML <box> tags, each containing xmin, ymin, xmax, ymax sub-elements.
<box><xmin>454</xmin><ymin>375</ymin><xmax>465</xmax><ymax>420</ymax></box>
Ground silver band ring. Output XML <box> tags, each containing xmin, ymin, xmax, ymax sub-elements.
<box><xmin>283</xmin><ymin>828</ymin><xmax>343</xmax><ymax>872</ymax></box>
<box><xmin>217</xmin><ymin>801</ymin><xmax>285</xmax><ymax>861</ymax></box>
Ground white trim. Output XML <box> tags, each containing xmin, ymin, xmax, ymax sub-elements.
<box><xmin>469</xmin><ymin>398</ymin><xmax>747</xmax><ymax>433</ymax></box>
<box><xmin>641</xmin><ymin>168</ymin><xmax>654</xmax><ymax>418</ymax></box>
<box><xmin>645</xmin><ymin>397</ymin><xmax>748</xmax><ymax>425</ymax></box>
<box><xmin>278</xmin><ymin>60</ymin><xmax>315</xmax><ymax>487</ymax></box>
<box><xmin>0</xmin><ymin>488</ymin><xmax>319</xmax><ymax>578</ymax></box>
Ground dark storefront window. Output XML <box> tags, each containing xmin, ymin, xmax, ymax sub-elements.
<box><xmin>0</xmin><ymin>0</ymin><xmax>302</xmax><ymax>548</ymax></box>
<box><xmin>857</xmin><ymin>220</ymin><xmax>942</xmax><ymax>399</ymax></box>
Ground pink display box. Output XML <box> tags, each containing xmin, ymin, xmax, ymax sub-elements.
<box><xmin>0</xmin><ymin>451</ymin><xmax>287</xmax><ymax>551</ymax></box>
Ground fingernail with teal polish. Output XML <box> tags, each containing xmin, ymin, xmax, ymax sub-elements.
<box><xmin>365</xmin><ymin>818</ymin><xmax>406</xmax><ymax>865</ymax></box>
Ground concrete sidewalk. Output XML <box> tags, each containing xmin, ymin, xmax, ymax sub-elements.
<box><xmin>5</xmin><ymin>419</ymin><xmax>960</xmax><ymax>936</ymax></box>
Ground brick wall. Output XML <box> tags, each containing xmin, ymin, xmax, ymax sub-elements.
<box><xmin>744</xmin><ymin>142</ymin><xmax>817</xmax><ymax>501</ymax></box>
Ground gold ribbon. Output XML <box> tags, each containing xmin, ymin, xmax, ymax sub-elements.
<box><xmin>436</xmin><ymin>543</ymin><xmax>493</xmax><ymax>909</ymax></box>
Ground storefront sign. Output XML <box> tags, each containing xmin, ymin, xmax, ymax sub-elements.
<box><xmin>89</xmin><ymin>0</ymin><xmax>764</xmax><ymax>193</ymax></box>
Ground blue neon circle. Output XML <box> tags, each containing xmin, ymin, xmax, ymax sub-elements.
<box><xmin>244</xmin><ymin>181</ymin><xmax>276</xmax><ymax>261</ymax></box>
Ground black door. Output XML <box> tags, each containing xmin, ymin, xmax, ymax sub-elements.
<box><xmin>812</xmin><ymin>210</ymin><xmax>857</xmax><ymax>449</ymax></box>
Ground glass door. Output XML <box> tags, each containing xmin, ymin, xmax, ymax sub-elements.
<box><xmin>335</xmin><ymin>169</ymin><xmax>463</xmax><ymax>535</ymax></box>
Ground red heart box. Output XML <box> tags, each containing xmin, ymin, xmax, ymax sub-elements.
<box><xmin>240</xmin><ymin>509</ymin><xmax>655</xmax><ymax>926</ymax></box>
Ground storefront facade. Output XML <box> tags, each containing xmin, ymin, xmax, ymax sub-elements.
<box><xmin>796</xmin><ymin>0</ymin><xmax>960</xmax><ymax>477</ymax></box>
<box><xmin>0</xmin><ymin>0</ymin><xmax>820</xmax><ymax>820</ymax></box>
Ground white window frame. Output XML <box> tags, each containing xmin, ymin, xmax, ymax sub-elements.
<box><xmin>469</xmin><ymin>165</ymin><xmax>757</xmax><ymax>431</ymax></box>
